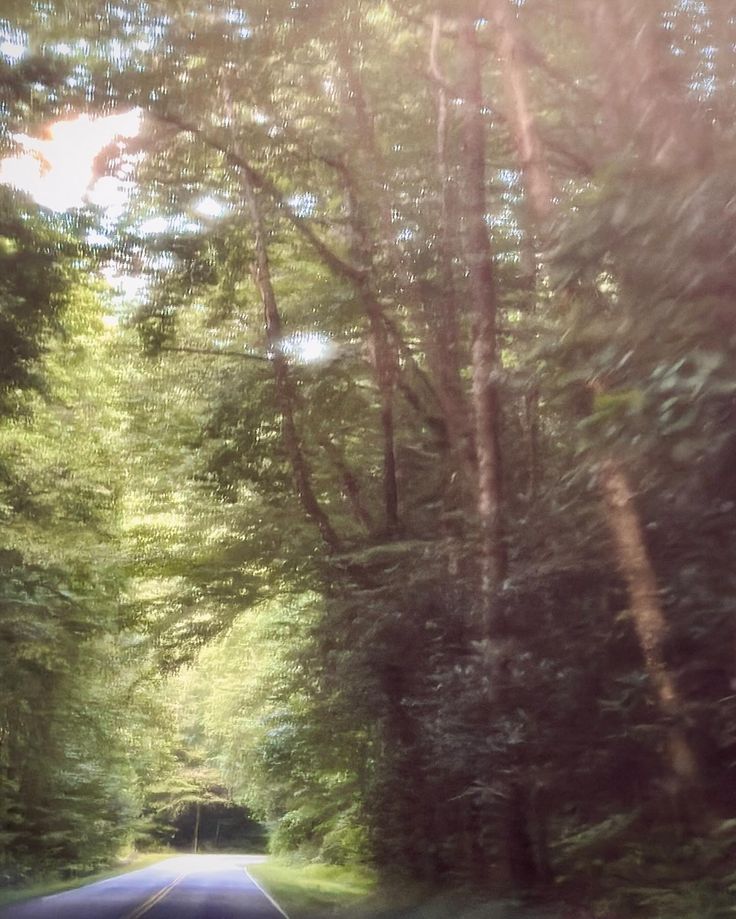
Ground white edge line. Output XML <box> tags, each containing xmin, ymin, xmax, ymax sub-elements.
<box><xmin>243</xmin><ymin>866</ymin><xmax>291</xmax><ymax>919</ymax></box>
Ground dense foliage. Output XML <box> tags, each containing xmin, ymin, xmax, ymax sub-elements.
<box><xmin>0</xmin><ymin>191</ymin><xmax>170</xmax><ymax>880</ymax></box>
<box><xmin>1</xmin><ymin>1</ymin><xmax>736</xmax><ymax>915</ymax></box>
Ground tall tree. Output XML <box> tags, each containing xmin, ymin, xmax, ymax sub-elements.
<box><xmin>456</xmin><ymin>8</ymin><xmax>507</xmax><ymax>618</ymax></box>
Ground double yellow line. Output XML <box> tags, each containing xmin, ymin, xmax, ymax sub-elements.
<box><xmin>122</xmin><ymin>873</ymin><xmax>187</xmax><ymax>919</ymax></box>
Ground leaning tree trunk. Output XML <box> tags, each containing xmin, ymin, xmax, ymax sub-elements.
<box><xmin>599</xmin><ymin>461</ymin><xmax>701</xmax><ymax>794</ymax></box>
<box><xmin>487</xmin><ymin>0</ymin><xmax>705</xmax><ymax>811</ymax></box>
<box><xmin>487</xmin><ymin>0</ymin><xmax>553</xmax><ymax>223</ymax></box>
<box><xmin>318</xmin><ymin>436</ymin><xmax>374</xmax><ymax>534</ymax></box>
<box><xmin>242</xmin><ymin>170</ymin><xmax>341</xmax><ymax>553</ymax></box>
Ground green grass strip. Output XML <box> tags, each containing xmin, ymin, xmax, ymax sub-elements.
<box><xmin>248</xmin><ymin>860</ymin><xmax>377</xmax><ymax>917</ymax></box>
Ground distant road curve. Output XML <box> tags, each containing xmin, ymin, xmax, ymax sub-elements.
<box><xmin>0</xmin><ymin>854</ymin><xmax>287</xmax><ymax>919</ymax></box>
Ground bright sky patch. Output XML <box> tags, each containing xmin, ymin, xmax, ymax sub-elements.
<box><xmin>0</xmin><ymin>110</ymin><xmax>142</xmax><ymax>212</ymax></box>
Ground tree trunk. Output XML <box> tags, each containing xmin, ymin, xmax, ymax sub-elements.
<box><xmin>599</xmin><ymin>460</ymin><xmax>702</xmax><ymax>799</ymax></box>
<box><xmin>529</xmin><ymin>782</ymin><xmax>553</xmax><ymax>884</ymax></box>
<box><xmin>428</xmin><ymin>14</ymin><xmax>476</xmax><ymax>497</ymax></box>
<box><xmin>366</xmin><ymin>290</ymin><xmax>400</xmax><ymax>537</ymax></box>
<box><xmin>319</xmin><ymin>435</ymin><xmax>374</xmax><ymax>533</ymax></box>
<box><xmin>456</xmin><ymin>13</ymin><xmax>507</xmax><ymax>623</ymax></box>
<box><xmin>453</xmin><ymin>13</ymin><xmax>532</xmax><ymax>887</ymax></box>
<box><xmin>487</xmin><ymin>0</ymin><xmax>705</xmax><ymax>814</ymax></box>
<box><xmin>505</xmin><ymin>783</ymin><xmax>538</xmax><ymax>889</ymax></box>
<box><xmin>524</xmin><ymin>385</ymin><xmax>540</xmax><ymax>502</ymax></box>
<box><xmin>242</xmin><ymin>171</ymin><xmax>341</xmax><ymax>553</ymax></box>
<box><xmin>335</xmin><ymin>34</ymin><xmax>401</xmax><ymax>537</ymax></box>
<box><xmin>193</xmin><ymin>801</ymin><xmax>201</xmax><ymax>854</ymax></box>
<box><xmin>485</xmin><ymin>0</ymin><xmax>546</xmax><ymax>507</ymax></box>
<box><xmin>486</xmin><ymin>0</ymin><xmax>553</xmax><ymax>223</ymax></box>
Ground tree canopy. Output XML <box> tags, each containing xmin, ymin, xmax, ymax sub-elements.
<box><xmin>1</xmin><ymin>1</ymin><xmax>736</xmax><ymax>915</ymax></box>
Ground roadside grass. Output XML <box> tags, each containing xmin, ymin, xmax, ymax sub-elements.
<box><xmin>248</xmin><ymin>860</ymin><xmax>377</xmax><ymax>917</ymax></box>
<box><xmin>0</xmin><ymin>851</ymin><xmax>175</xmax><ymax>909</ymax></box>
<box><xmin>247</xmin><ymin>861</ymin><xmax>555</xmax><ymax>919</ymax></box>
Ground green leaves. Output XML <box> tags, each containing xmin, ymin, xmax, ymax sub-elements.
<box><xmin>0</xmin><ymin>0</ymin><xmax>734</xmax><ymax>906</ymax></box>
<box><xmin>0</xmin><ymin>195</ymin><xmax>176</xmax><ymax>879</ymax></box>
<box><xmin>0</xmin><ymin>188</ymin><xmax>79</xmax><ymax>413</ymax></box>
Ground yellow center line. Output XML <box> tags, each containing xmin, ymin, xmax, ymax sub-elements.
<box><xmin>121</xmin><ymin>872</ymin><xmax>187</xmax><ymax>919</ymax></box>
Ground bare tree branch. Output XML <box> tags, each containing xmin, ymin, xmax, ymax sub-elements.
<box><xmin>150</xmin><ymin>110</ymin><xmax>367</xmax><ymax>284</ymax></box>
<box><xmin>159</xmin><ymin>345</ymin><xmax>271</xmax><ymax>362</ymax></box>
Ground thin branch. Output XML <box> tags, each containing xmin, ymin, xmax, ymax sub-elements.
<box><xmin>381</xmin><ymin>311</ymin><xmax>440</xmax><ymax>405</ymax></box>
<box><xmin>151</xmin><ymin>110</ymin><xmax>366</xmax><ymax>284</ymax></box>
<box><xmin>541</xmin><ymin>131</ymin><xmax>596</xmax><ymax>176</ymax></box>
<box><xmin>158</xmin><ymin>345</ymin><xmax>271</xmax><ymax>362</ymax></box>
<box><xmin>318</xmin><ymin>435</ymin><xmax>375</xmax><ymax>533</ymax></box>
<box><xmin>516</xmin><ymin>33</ymin><xmax>603</xmax><ymax>104</ymax></box>
<box><xmin>386</xmin><ymin>1</ymin><xmax>458</xmax><ymax>37</ymax></box>
<box><xmin>428</xmin><ymin>12</ymin><xmax>458</xmax><ymax>95</ymax></box>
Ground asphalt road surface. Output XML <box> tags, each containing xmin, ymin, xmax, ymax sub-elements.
<box><xmin>0</xmin><ymin>855</ymin><xmax>287</xmax><ymax>919</ymax></box>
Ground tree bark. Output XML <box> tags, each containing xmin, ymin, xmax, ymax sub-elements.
<box><xmin>242</xmin><ymin>172</ymin><xmax>341</xmax><ymax>553</ymax></box>
<box><xmin>505</xmin><ymin>782</ymin><xmax>538</xmax><ymax>889</ymax></box>
<box><xmin>365</xmin><ymin>290</ymin><xmax>400</xmax><ymax>537</ymax></box>
<box><xmin>485</xmin><ymin>0</ymin><xmax>546</xmax><ymax>505</ymax></box>
<box><xmin>193</xmin><ymin>801</ymin><xmax>201</xmax><ymax>854</ymax></box>
<box><xmin>456</xmin><ymin>13</ymin><xmax>507</xmax><ymax>621</ymax></box>
<box><xmin>599</xmin><ymin>460</ymin><xmax>701</xmax><ymax>793</ymax></box>
<box><xmin>486</xmin><ymin>0</ymin><xmax>553</xmax><ymax>223</ymax></box>
<box><xmin>487</xmin><ymin>0</ymin><xmax>705</xmax><ymax>809</ymax></box>
<box><xmin>319</xmin><ymin>435</ymin><xmax>374</xmax><ymax>533</ymax></box>
<box><xmin>428</xmin><ymin>14</ymin><xmax>476</xmax><ymax>496</ymax></box>
<box><xmin>524</xmin><ymin>385</ymin><xmax>540</xmax><ymax>502</ymax></box>
<box><xmin>335</xmin><ymin>32</ymin><xmax>401</xmax><ymax>536</ymax></box>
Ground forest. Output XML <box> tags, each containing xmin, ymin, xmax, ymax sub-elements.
<box><xmin>1</xmin><ymin>0</ymin><xmax>735</xmax><ymax>916</ymax></box>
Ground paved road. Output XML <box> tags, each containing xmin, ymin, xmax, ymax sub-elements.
<box><xmin>0</xmin><ymin>855</ymin><xmax>287</xmax><ymax>919</ymax></box>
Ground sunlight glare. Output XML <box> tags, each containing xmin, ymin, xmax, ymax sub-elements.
<box><xmin>0</xmin><ymin>37</ymin><xmax>26</xmax><ymax>62</ymax></box>
<box><xmin>101</xmin><ymin>264</ymin><xmax>149</xmax><ymax>304</ymax></box>
<box><xmin>280</xmin><ymin>332</ymin><xmax>337</xmax><ymax>365</ymax></box>
<box><xmin>193</xmin><ymin>195</ymin><xmax>228</xmax><ymax>219</ymax></box>
<box><xmin>86</xmin><ymin>175</ymin><xmax>136</xmax><ymax>220</ymax></box>
<box><xmin>0</xmin><ymin>110</ymin><xmax>142</xmax><ymax>212</ymax></box>
<box><xmin>138</xmin><ymin>215</ymin><xmax>172</xmax><ymax>236</ymax></box>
